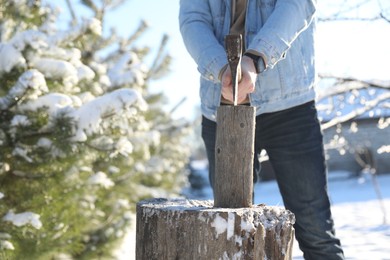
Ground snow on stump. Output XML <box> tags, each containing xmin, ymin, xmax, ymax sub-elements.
<box><xmin>136</xmin><ymin>198</ymin><xmax>295</xmax><ymax>259</ymax></box>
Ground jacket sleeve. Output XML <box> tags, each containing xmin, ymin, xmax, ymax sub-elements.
<box><xmin>179</xmin><ymin>0</ymin><xmax>227</xmax><ymax>83</ymax></box>
<box><xmin>247</xmin><ymin>0</ymin><xmax>316</xmax><ymax>69</ymax></box>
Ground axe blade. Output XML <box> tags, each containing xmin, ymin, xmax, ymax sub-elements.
<box><xmin>224</xmin><ymin>34</ymin><xmax>242</xmax><ymax>106</ymax></box>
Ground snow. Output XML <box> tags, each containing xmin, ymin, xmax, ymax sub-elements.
<box><xmin>0</xmin><ymin>70</ymin><xmax>47</xmax><ymax>110</ymax></box>
<box><xmin>85</xmin><ymin>18</ymin><xmax>102</xmax><ymax>36</ymax></box>
<box><xmin>117</xmin><ymin>172</ymin><xmax>390</xmax><ymax>260</ymax></box>
<box><xmin>30</xmin><ymin>58</ymin><xmax>79</xmax><ymax>86</ymax></box>
<box><xmin>378</xmin><ymin>145</ymin><xmax>390</xmax><ymax>154</ymax></box>
<box><xmin>107</xmin><ymin>52</ymin><xmax>148</xmax><ymax>88</ymax></box>
<box><xmin>210</xmin><ymin>213</ymin><xmax>229</xmax><ymax>239</ymax></box>
<box><xmin>0</xmin><ymin>240</ymin><xmax>14</xmax><ymax>251</ymax></box>
<box><xmin>88</xmin><ymin>171</ymin><xmax>114</xmax><ymax>189</ymax></box>
<box><xmin>17</xmin><ymin>93</ymin><xmax>74</xmax><ymax>114</ymax></box>
<box><xmin>0</xmin><ymin>43</ymin><xmax>25</xmax><ymax>73</ymax></box>
<box><xmin>70</xmin><ymin>88</ymin><xmax>147</xmax><ymax>142</ymax></box>
<box><xmin>10</xmin><ymin>115</ymin><xmax>31</xmax><ymax>127</ymax></box>
<box><xmin>2</xmin><ymin>211</ymin><xmax>43</xmax><ymax>229</ymax></box>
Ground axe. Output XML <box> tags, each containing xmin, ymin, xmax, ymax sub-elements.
<box><xmin>214</xmin><ymin>34</ymin><xmax>256</xmax><ymax>208</ymax></box>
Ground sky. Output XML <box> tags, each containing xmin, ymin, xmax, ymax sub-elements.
<box><xmin>55</xmin><ymin>0</ymin><xmax>390</xmax><ymax>120</ymax></box>
<box><xmin>56</xmin><ymin>0</ymin><xmax>199</xmax><ymax>119</ymax></box>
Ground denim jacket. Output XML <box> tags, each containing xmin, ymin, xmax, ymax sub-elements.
<box><xmin>179</xmin><ymin>0</ymin><xmax>317</xmax><ymax>121</ymax></box>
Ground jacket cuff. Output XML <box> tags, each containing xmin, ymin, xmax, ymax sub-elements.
<box><xmin>218</xmin><ymin>64</ymin><xmax>228</xmax><ymax>81</ymax></box>
<box><xmin>245</xmin><ymin>49</ymin><xmax>267</xmax><ymax>73</ymax></box>
<box><xmin>247</xmin><ymin>36</ymin><xmax>287</xmax><ymax>69</ymax></box>
<box><xmin>200</xmin><ymin>52</ymin><xmax>227</xmax><ymax>83</ymax></box>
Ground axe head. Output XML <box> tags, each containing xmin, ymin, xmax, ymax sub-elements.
<box><xmin>224</xmin><ymin>34</ymin><xmax>242</xmax><ymax>106</ymax></box>
<box><xmin>225</xmin><ymin>34</ymin><xmax>242</xmax><ymax>63</ymax></box>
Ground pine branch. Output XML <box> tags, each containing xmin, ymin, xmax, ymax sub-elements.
<box><xmin>169</xmin><ymin>97</ymin><xmax>187</xmax><ymax>115</ymax></box>
<box><xmin>102</xmin><ymin>20</ymin><xmax>149</xmax><ymax>63</ymax></box>
<box><xmin>127</xmin><ymin>20</ymin><xmax>149</xmax><ymax>46</ymax></box>
<box><xmin>81</xmin><ymin>0</ymin><xmax>99</xmax><ymax>14</ymax></box>
<box><xmin>11</xmin><ymin>170</ymin><xmax>55</xmax><ymax>179</ymax></box>
<box><xmin>148</xmin><ymin>34</ymin><xmax>171</xmax><ymax>80</ymax></box>
<box><xmin>65</xmin><ymin>0</ymin><xmax>77</xmax><ymax>26</ymax></box>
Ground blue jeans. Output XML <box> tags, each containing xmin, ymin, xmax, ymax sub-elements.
<box><xmin>201</xmin><ymin>101</ymin><xmax>344</xmax><ymax>260</ymax></box>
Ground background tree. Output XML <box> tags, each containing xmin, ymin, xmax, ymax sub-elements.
<box><xmin>315</xmin><ymin>0</ymin><xmax>390</xmax><ymax>158</ymax></box>
<box><xmin>0</xmin><ymin>0</ymin><xmax>190</xmax><ymax>259</ymax></box>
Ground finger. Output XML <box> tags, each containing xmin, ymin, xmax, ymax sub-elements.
<box><xmin>238</xmin><ymin>78</ymin><xmax>255</xmax><ymax>94</ymax></box>
<box><xmin>237</xmin><ymin>94</ymin><xmax>248</xmax><ymax>104</ymax></box>
<box><xmin>222</xmin><ymin>68</ymin><xmax>232</xmax><ymax>85</ymax></box>
<box><xmin>221</xmin><ymin>85</ymin><xmax>233</xmax><ymax>102</ymax></box>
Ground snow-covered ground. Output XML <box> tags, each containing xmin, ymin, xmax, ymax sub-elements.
<box><xmin>117</xmin><ymin>171</ymin><xmax>390</xmax><ymax>260</ymax></box>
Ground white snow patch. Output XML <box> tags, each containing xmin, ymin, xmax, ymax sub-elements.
<box><xmin>30</xmin><ymin>57</ymin><xmax>78</xmax><ymax>84</ymax></box>
<box><xmin>240</xmin><ymin>213</ymin><xmax>255</xmax><ymax>232</ymax></box>
<box><xmin>0</xmin><ymin>240</ymin><xmax>14</xmax><ymax>250</ymax></box>
<box><xmin>86</xmin><ymin>18</ymin><xmax>102</xmax><ymax>36</ymax></box>
<box><xmin>36</xmin><ymin>137</ymin><xmax>52</xmax><ymax>149</ymax></box>
<box><xmin>0</xmin><ymin>43</ymin><xmax>25</xmax><ymax>73</ymax></box>
<box><xmin>377</xmin><ymin>145</ymin><xmax>390</xmax><ymax>154</ymax></box>
<box><xmin>2</xmin><ymin>211</ymin><xmax>42</xmax><ymax>229</ymax></box>
<box><xmin>88</xmin><ymin>171</ymin><xmax>114</xmax><ymax>189</ymax></box>
<box><xmin>227</xmin><ymin>212</ymin><xmax>235</xmax><ymax>240</ymax></box>
<box><xmin>211</xmin><ymin>214</ymin><xmax>227</xmax><ymax>238</ymax></box>
<box><xmin>10</xmin><ymin>115</ymin><xmax>31</xmax><ymax>127</ymax></box>
<box><xmin>0</xmin><ymin>70</ymin><xmax>47</xmax><ymax>110</ymax></box>
<box><xmin>70</xmin><ymin>88</ymin><xmax>147</xmax><ymax>142</ymax></box>
<box><xmin>18</xmin><ymin>93</ymin><xmax>74</xmax><ymax>114</ymax></box>
<box><xmin>12</xmin><ymin>147</ymin><xmax>33</xmax><ymax>163</ymax></box>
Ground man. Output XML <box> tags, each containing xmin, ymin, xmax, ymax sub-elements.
<box><xmin>179</xmin><ymin>0</ymin><xmax>344</xmax><ymax>259</ymax></box>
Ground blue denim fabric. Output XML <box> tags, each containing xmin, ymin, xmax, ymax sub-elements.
<box><xmin>179</xmin><ymin>0</ymin><xmax>317</xmax><ymax>121</ymax></box>
<box><xmin>201</xmin><ymin>101</ymin><xmax>344</xmax><ymax>260</ymax></box>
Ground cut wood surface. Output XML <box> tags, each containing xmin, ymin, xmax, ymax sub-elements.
<box><xmin>215</xmin><ymin>105</ymin><xmax>256</xmax><ymax>208</ymax></box>
<box><xmin>136</xmin><ymin>198</ymin><xmax>295</xmax><ymax>260</ymax></box>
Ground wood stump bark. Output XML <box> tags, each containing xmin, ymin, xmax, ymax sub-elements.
<box><xmin>136</xmin><ymin>198</ymin><xmax>295</xmax><ymax>260</ymax></box>
<box><xmin>215</xmin><ymin>105</ymin><xmax>256</xmax><ymax>208</ymax></box>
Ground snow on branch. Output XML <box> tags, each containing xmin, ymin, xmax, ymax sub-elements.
<box><xmin>318</xmin><ymin>74</ymin><xmax>390</xmax><ymax>100</ymax></box>
<box><xmin>107</xmin><ymin>52</ymin><xmax>148</xmax><ymax>88</ymax></box>
<box><xmin>2</xmin><ymin>211</ymin><xmax>42</xmax><ymax>229</ymax></box>
<box><xmin>0</xmin><ymin>70</ymin><xmax>47</xmax><ymax>110</ymax></box>
<box><xmin>317</xmin><ymin>0</ymin><xmax>390</xmax><ymax>24</ymax></box>
<box><xmin>70</xmin><ymin>89</ymin><xmax>147</xmax><ymax>142</ymax></box>
<box><xmin>0</xmin><ymin>43</ymin><xmax>26</xmax><ymax>74</ymax></box>
<box><xmin>0</xmin><ymin>18</ymin><xmax>100</xmax><ymax>86</ymax></box>
<box><xmin>48</xmin><ymin>17</ymin><xmax>102</xmax><ymax>45</ymax></box>
<box><xmin>321</xmin><ymin>91</ymin><xmax>390</xmax><ymax>130</ymax></box>
<box><xmin>17</xmin><ymin>93</ymin><xmax>76</xmax><ymax>115</ymax></box>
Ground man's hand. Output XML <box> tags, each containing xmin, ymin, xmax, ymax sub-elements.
<box><xmin>221</xmin><ymin>55</ymin><xmax>258</xmax><ymax>104</ymax></box>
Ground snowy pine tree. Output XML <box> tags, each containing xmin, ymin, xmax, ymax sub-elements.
<box><xmin>0</xmin><ymin>0</ymin><xmax>190</xmax><ymax>259</ymax></box>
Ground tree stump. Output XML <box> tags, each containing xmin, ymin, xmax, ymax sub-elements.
<box><xmin>136</xmin><ymin>198</ymin><xmax>295</xmax><ymax>260</ymax></box>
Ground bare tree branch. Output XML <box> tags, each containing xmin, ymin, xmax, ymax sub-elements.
<box><xmin>318</xmin><ymin>0</ymin><xmax>390</xmax><ymax>24</ymax></box>
<box><xmin>321</xmin><ymin>91</ymin><xmax>390</xmax><ymax>130</ymax></box>
<box><xmin>380</xmin><ymin>12</ymin><xmax>390</xmax><ymax>23</ymax></box>
<box><xmin>319</xmin><ymin>74</ymin><xmax>390</xmax><ymax>88</ymax></box>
